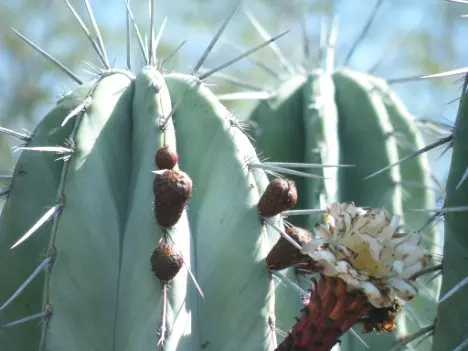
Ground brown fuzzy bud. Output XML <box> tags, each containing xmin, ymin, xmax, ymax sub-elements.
<box><xmin>257</xmin><ymin>178</ymin><xmax>297</xmax><ymax>217</ymax></box>
<box><xmin>155</xmin><ymin>145</ymin><xmax>179</xmax><ymax>170</ymax></box>
<box><xmin>150</xmin><ymin>243</ymin><xmax>184</xmax><ymax>282</ymax></box>
<box><xmin>266</xmin><ymin>226</ymin><xmax>313</xmax><ymax>270</ymax></box>
<box><xmin>361</xmin><ymin>319</ymin><xmax>375</xmax><ymax>333</ymax></box>
<box><xmin>153</xmin><ymin>169</ymin><xmax>193</xmax><ymax>227</ymax></box>
<box><xmin>360</xmin><ymin>299</ymin><xmax>400</xmax><ymax>333</ymax></box>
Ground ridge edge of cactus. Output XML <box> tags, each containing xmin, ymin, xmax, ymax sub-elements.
<box><xmin>433</xmin><ymin>80</ymin><xmax>468</xmax><ymax>350</ymax></box>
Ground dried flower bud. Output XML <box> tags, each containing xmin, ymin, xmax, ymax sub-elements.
<box><xmin>153</xmin><ymin>169</ymin><xmax>192</xmax><ymax>227</ymax></box>
<box><xmin>150</xmin><ymin>243</ymin><xmax>184</xmax><ymax>282</ymax></box>
<box><xmin>360</xmin><ymin>300</ymin><xmax>400</xmax><ymax>333</ymax></box>
<box><xmin>257</xmin><ymin>178</ymin><xmax>297</xmax><ymax>217</ymax></box>
<box><xmin>266</xmin><ymin>226</ymin><xmax>313</xmax><ymax>270</ymax></box>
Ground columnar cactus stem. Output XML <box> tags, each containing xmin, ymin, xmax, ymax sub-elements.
<box><xmin>433</xmin><ymin>74</ymin><xmax>468</xmax><ymax>350</ymax></box>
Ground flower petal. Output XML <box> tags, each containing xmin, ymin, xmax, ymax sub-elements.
<box><xmin>313</xmin><ymin>223</ymin><xmax>331</xmax><ymax>241</ymax></box>
<box><xmin>347</xmin><ymin>234</ymin><xmax>383</xmax><ymax>276</ymax></box>
<box><xmin>388</xmin><ymin>278</ymin><xmax>418</xmax><ymax>301</ymax></box>
<box><xmin>335</xmin><ymin>244</ymin><xmax>357</xmax><ymax>260</ymax></box>
<box><xmin>392</xmin><ymin>232</ymin><xmax>421</xmax><ymax>246</ymax></box>
<box><xmin>328</xmin><ymin>202</ymin><xmax>342</xmax><ymax>217</ymax></box>
<box><xmin>379</xmin><ymin>215</ymin><xmax>400</xmax><ymax>240</ymax></box>
<box><xmin>301</xmin><ymin>239</ymin><xmax>325</xmax><ymax>255</ymax></box>
<box><xmin>342</xmin><ymin>202</ymin><xmax>357</xmax><ymax>217</ymax></box>
<box><xmin>395</xmin><ymin>243</ymin><xmax>427</xmax><ymax>264</ymax></box>
<box><xmin>391</xmin><ymin>260</ymin><xmax>405</xmax><ymax>274</ymax></box>
<box><xmin>308</xmin><ymin>249</ymin><xmax>336</xmax><ymax>264</ymax></box>
<box><xmin>400</xmin><ymin>261</ymin><xmax>425</xmax><ymax>279</ymax></box>
<box><xmin>361</xmin><ymin>281</ymin><xmax>387</xmax><ymax>307</ymax></box>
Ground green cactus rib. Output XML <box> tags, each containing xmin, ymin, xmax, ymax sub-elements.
<box><xmin>249</xmin><ymin>69</ymin><xmax>403</xmax><ymax>216</ymax></box>
<box><xmin>332</xmin><ymin>69</ymin><xmax>403</xmax><ymax>215</ymax></box>
<box><xmin>246</xmin><ymin>75</ymin><xmax>325</xmax><ymax>302</ymax></box>
<box><xmin>0</xmin><ymin>66</ymin><xmax>304</xmax><ymax>350</ymax></box>
<box><xmin>0</xmin><ymin>79</ymin><xmax>100</xmax><ymax>351</ymax></box>
<box><xmin>302</xmin><ymin>71</ymin><xmax>339</xmax><ymax>229</ymax></box>
<box><xmin>43</xmin><ymin>71</ymin><xmax>134</xmax><ymax>350</ymax></box>
<box><xmin>331</xmin><ymin>69</ymin><xmax>404</xmax><ymax>350</ymax></box>
<box><xmin>368</xmin><ymin>75</ymin><xmax>440</xmax><ymax>350</ymax></box>
<box><xmin>433</xmin><ymin>80</ymin><xmax>468</xmax><ymax>350</ymax></box>
<box><xmin>115</xmin><ymin>67</ymin><xmax>192</xmax><ymax>351</ymax></box>
<box><xmin>164</xmin><ymin>73</ymin><xmax>301</xmax><ymax>350</ymax></box>
<box><xmin>248</xmin><ymin>75</ymin><xmax>308</xmax><ymax>228</ymax></box>
<box><xmin>367</xmin><ymin>75</ymin><xmax>438</xmax><ymax>238</ymax></box>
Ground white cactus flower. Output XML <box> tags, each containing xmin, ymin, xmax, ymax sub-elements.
<box><xmin>301</xmin><ymin>202</ymin><xmax>431</xmax><ymax>308</ymax></box>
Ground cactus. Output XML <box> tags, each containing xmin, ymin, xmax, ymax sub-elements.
<box><xmin>0</xmin><ymin>1</ymin><xmax>455</xmax><ymax>351</ymax></box>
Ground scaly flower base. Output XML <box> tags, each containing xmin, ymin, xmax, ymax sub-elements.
<box><xmin>276</xmin><ymin>275</ymin><xmax>372</xmax><ymax>351</ymax></box>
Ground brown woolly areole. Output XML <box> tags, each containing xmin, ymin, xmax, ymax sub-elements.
<box><xmin>153</xmin><ymin>169</ymin><xmax>193</xmax><ymax>227</ymax></box>
<box><xmin>155</xmin><ymin>145</ymin><xmax>179</xmax><ymax>170</ymax></box>
<box><xmin>150</xmin><ymin>243</ymin><xmax>184</xmax><ymax>282</ymax></box>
